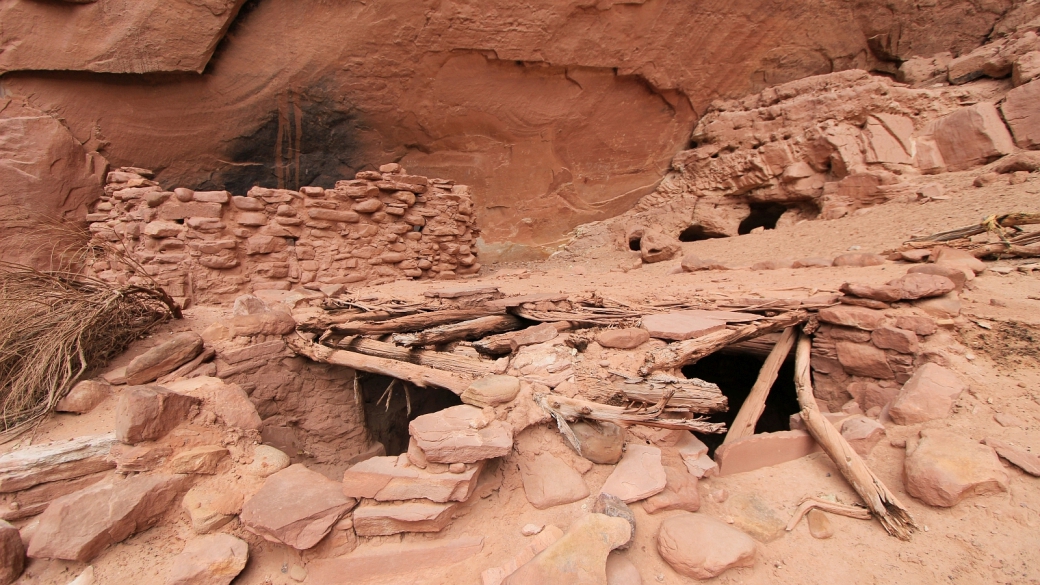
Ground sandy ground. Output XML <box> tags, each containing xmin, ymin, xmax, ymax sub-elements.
<box><xmin>8</xmin><ymin>169</ymin><xmax>1040</xmax><ymax>585</ymax></box>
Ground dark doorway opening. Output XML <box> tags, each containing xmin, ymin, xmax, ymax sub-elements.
<box><xmin>357</xmin><ymin>373</ymin><xmax>462</xmax><ymax>456</ymax></box>
<box><xmin>737</xmin><ymin>202</ymin><xmax>788</xmax><ymax>235</ymax></box>
<box><xmin>628</xmin><ymin>236</ymin><xmax>641</xmax><ymax>251</ymax></box>
<box><xmin>681</xmin><ymin>352</ymin><xmax>799</xmax><ymax>455</ymax></box>
<box><xmin>678</xmin><ymin>225</ymin><xmax>729</xmax><ymax>242</ymax></box>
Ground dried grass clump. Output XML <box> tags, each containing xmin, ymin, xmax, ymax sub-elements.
<box><xmin>0</xmin><ymin>263</ymin><xmax>176</xmax><ymax>436</ymax></box>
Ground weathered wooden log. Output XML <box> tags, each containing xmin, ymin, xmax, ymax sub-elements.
<box><xmin>472</xmin><ymin>321</ymin><xmax>571</xmax><ymax>356</ymax></box>
<box><xmin>639</xmin><ymin>310</ymin><xmax>808</xmax><ymax>376</ymax></box>
<box><xmin>287</xmin><ymin>336</ymin><xmax>474</xmax><ymax>395</ymax></box>
<box><xmin>535</xmin><ymin>393</ymin><xmax>727</xmax><ymax>434</ymax></box>
<box><xmin>328</xmin><ymin>308</ymin><xmax>501</xmax><ymax>335</ymax></box>
<box><xmin>718</xmin><ymin>333</ymin><xmax>786</xmax><ymax>359</ymax></box>
<box><xmin>792</xmin><ymin>333</ymin><xmax>917</xmax><ymax>540</ymax></box>
<box><xmin>618</xmin><ymin>374</ymin><xmax>728</xmax><ymax>414</ymax></box>
<box><xmin>393</xmin><ymin>315</ymin><xmax>523</xmax><ymax>347</ymax></box>
<box><xmin>335</xmin><ymin>336</ymin><xmax>494</xmax><ymax>377</ymax></box>
<box><xmin>723</xmin><ymin>326</ymin><xmax>797</xmax><ymax>445</ymax></box>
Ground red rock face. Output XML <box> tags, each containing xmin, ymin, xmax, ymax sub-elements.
<box><xmin>0</xmin><ymin>99</ymin><xmax>105</xmax><ymax>267</ymax></box>
<box><xmin>0</xmin><ymin>0</ymin><xmax>248</xmax><ymax>74</ymax></box>
<box><xmin>0</xmin><ymin>0</ymin><xmax>1013</xmax><ymax>248</ymax></box>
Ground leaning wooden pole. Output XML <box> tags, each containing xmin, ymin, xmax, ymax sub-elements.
<box><xmin>287</xmin><ymin>336</ymin><xmax>474</xmax><ymax>395</ymax></box>
<box><xmin>723</xmin><ymin>326</ymin><xmax>797</xmax><ymax>445</ymax></box>
<box><xmin>793</xmin><ymin>333</ymin><xmax>917</xmax><ymax>540</ymax></box>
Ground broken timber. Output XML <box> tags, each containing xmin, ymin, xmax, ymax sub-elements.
<box><xmin>723</xmin><ymin>326</ymin><xmax>797</xmax><ymax>444</ymax></box>
<box><xmin>793</xmin><ymin>333</ymin><xmax>917</xmax><ymax>540</ymax></box>
<box><xmin>535</xmin><ymin>393</ymin><xmax>726</xmax><ymax>434</ymax></box>
<box><xmin>324</xmin><ymin>308</ymin><xmax>501</xmax><ymax>336</ymax></box>
<box><xmin>617</xmin><ymin>374</ymin><xmax>728</xmax><ymax>414</ymax></box>
<box><xmin>393</xmin><ymin>315</ymin><xmax>523</xmax><ymax>347</ymax></box>
<box><xmin>288</xmin><ymin>336</ymin><xmax>474</xmax><ymax>395</ymax></box>
<box><xmin>639</xmin><ymin>310</ymin><xmax>808</xmax><ymax>376</ymax></box>
<box><xmin>335</xmin><ymin>337</ymin><xmax>494</xmax><ymax>377</ymax></box>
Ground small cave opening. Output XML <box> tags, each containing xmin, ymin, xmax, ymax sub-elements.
<box><xmin>737</xmin><ymin>202</ymin><xmax>789</xmax><ymax>235</ymax></box>
<box><xmin>678</xmin><ymin>225</ymin><xmax>729</xmax><ymax>242</ymax></box>
<box><xmin>357</xmin><ymin>373</ymin><xmax>462</xmax><ymax>456</ymax></box>
<box><xmin>681</xmin><ymin>351</ymin><xmax>799</xmax><ymax>456</ymax></box>
<box><xmin>628</xmin><ymin>235</ymin><xmax>641</xmax><ymax>251</ymax></box>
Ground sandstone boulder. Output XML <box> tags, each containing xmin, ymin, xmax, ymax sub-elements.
<box><xmin>639</xmin><ymin>231</ymin><xmax>680</xmax><ymax>264</ymax></box>
<box><xmin>125</xmin><ymin>333</ymin><xmax>204</xmax><ymax>385</ymax></box>
<box><xmin>55</xmin><ymin>381</ymin><xmax>111</xmax><ymax>414</ymax></box>
<box><xmin>1002</xmin><ymin>78</ymin><xmax>1040</xmax><ymax>149</ymax></box>
<box><xmin>502</xmin><ymin>514</ymin><xmax>631</xmax><ymax>585</ymax></box>
<box><xmin>164</xmin><ymin>377</ymin><xmax>262</xmax><ymax>432</ymax></box>
<box><xmin>905</xmin><ymin>430</ymin><xmax>1009</xmax><ymax>507</ymax></box>
<box><xmin>871</xmin><ymin>326</ymin><xmax>919</xmax><ymax>354</ymax></box>
<box><xmin>165</xmin><ymin>534</ymin><xmax>248</xmax><ymax>585</ymax></box>
<box><xmin>907</xmin><ymin>264</ymin><xmax>968</xmax><ymax>291</ymax></box>
<box><xmin>27</xmin><ymin>473</ymin><xmax>190</xmax><ymax>562</ymax></box>
<box><xmin>888</xmin><ymin>363</ymin><xmax>966</xmax><ymax>425</ymax></box>
<box><xmin>461</xmin><ymin>375</ymin><xmax>521</xmax><ymax>408</ymax></box>
<box><xmin>409</xmin><ymin>405</ymin><xmax>514</xmax><ymax>464</ymax></box>
<box><xmin>518</xmin><ymin>452</ymin><xmax>589</xmax><ymax>509</ymax></box>
<box><xmin>928</xmin><ymin>103</ymin><xmax>1015</xmax><ymax>171</ymax></box>
<box><xmin>342</xmin><ymin>456</ymin><xmax>482</xmax><ymax>503</ymax></box>
<box><xmin>596</xmin><ymin>328</ymin><xmax>650</xmax><ymax>350</ymax></box>
<box><xmin>570</xmin><ymin>421</ymin><xmax>625</xmax><ymax>465</ymax></box>
<box><xmin>0</xmin><ymin>519</ymin><xmax>24</xmax><ymax>585</ymax></box>
<box><xmin>657</xmin><ymin>513</ymin><xmax>756</xmax><ymax>580</ymax></box>
<box><xmin>241</xmin><ymin>445</ymin><xmax>291</xmax><ymax>477</ymax></box>
<box><xmin>600</xmin><ymin>444</ymin><xmax>666</xmax><ymax>503</ymax></box>
<box><xmin>240</xmin><ymin>464</ymin><xmax>356</xmax><ymax>549</ymax></box>
<box><xmin>114</xmin><ymin>385</ymin><xmax>199</xmax><ymax>444</ymax></box>
<box><xmin>227</xmin><ymin>311</ymin><xmax>296</xmax><ymax>337</ymax></box>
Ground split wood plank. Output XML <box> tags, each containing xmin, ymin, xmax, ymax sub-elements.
<box><xmin>534</xmin><ymin>393</ymin><xmax>727</xmax><ymax>434</ymax></box>
<box><xmin>392</xmin><ymin>315</ymin><xmax>523</xmax><ymax>347</ymax></box>
<box><xmin>618</xmin><ymin>375</ymin><xmax>728</xmax><ymax>414</ymax></box>
<box><xmin>792</xmin><ymin>333</ymin><xmax>917</xmax><ymax>540</ymax></box>
<box><xmin>335</xmin><ymin>337</ymin><xmax>495</xmax><ymax>377</ymax></box>
<box><xmin>328</xmin><ymin>308</ymin><xmax>502</xmax><ymax>336</ymax></box>
<box><xmin>639</xmin><ymin>310</ymin><xmax>808</xmax><ymax>376</ymax></box>
<box><xmin>287</xmin><ymin>336</ymin><xmax>475</xmax><ymax>395</ymax></box>
<box><xmin>722</xmin><ymin>326</ymin><xmax>797</xmax><ymax>445</ymax></box>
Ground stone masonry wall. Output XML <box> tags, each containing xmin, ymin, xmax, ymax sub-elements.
<box><xmin>86</xmin><ymin>164</ymin><xmax>480</xmax><ymax>305</ymax></box>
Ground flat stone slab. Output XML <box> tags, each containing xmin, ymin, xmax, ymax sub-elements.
<box><xmin>715</xmin><ymin>430</ymin><xmax>821</xmax><ymax>476</ymax></box>
<box><xmin>342</xmin><ymin>456</ymin><xmax>482</xmax><ymax>503</ymax></box>
<box><xmin>599</xmin><ymin>443</ymin><xmax>666</xmax><ymax>503</ymax></box>
<box><xmin>641</xmin><ymin>313</ymin><xmax>726</xmax><ymax>341</ymax></box>
<box><xmin>352</xmin><ymin>499</ymin><xmax>458</xmax><ymax>537</ymax></box>
<box><xmin>307</xmin><ymin>536</ymin><xmax>484</xmax><ymax>583</ymax></box>
<box><xmin>240</xmin><ymin>464</ymin><xmax>356</xmax><ymax>549</ymax></box>
<box><xmin>28</xmin><ymin>473</ymin><xmax>190</xmax><ymax>562</ymax></box>
<box><xmin>409</xmin><ymin>405</ymin><xmax>514</xmax><ymax>464</ymax></box>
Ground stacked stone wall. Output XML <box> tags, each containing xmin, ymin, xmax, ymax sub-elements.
<box><xmin>86</xmin><ymin>164</ymin><xmax>479</xmax><ymax>305</ymax></box>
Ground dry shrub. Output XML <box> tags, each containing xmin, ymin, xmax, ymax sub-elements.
<box><xmin>0</xmin><ymin>262</ymin><xmax>176</xmax><ymax>437</ymax></box>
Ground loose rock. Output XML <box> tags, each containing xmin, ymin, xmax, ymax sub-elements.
<box><xmin>905</xmin><ymin>430</ymin><xmax>1009</xmax><ymax>507</ymax></box>
<box><xmin>114</xmin><ymin>385</ymin><xmax>200</xmax><ymax>444</ymax></box>
<box><xmin>502</xmin><ymin>513</ymin><xmax>631</xmax><ymax>585</ymax></box>
<box><xmin>657</xmin><ymin>513</ymin><xmax>756</xmax><ymax>580</ymax></box>
<box><xmin>0</xmin><ymin>519</ymin><xmax>24</xmax><ymax>585</ymax></box>
<box><xmin>165</xmin><ymin>533</ymin><xmax>248</xmax><ymax>585</ymax></box>
<box><xmin>596</xmin><ymin>328</ymin><xmax>650</xmax><ymax>350</ymax></box>
<box><xmin>888</xmin><ymin>363</ymin><xmax>966</xmax><ymax>425</ymax></box>
<box><xmin>518</xmin><ymin>451</ymin><xmax>589</xmax><ymax>509</ymax></box>
<box><xmin>55</xmin><ymin>380</ymin><xmax>111</xmax><ymax>414</ymax></box>
<box><xmin>240</xmin><ymin>464</ymin><xmax>357</xmax><ymax>549</ymax></box>
<box><xmin>600</xmin><ymin>444</ymin><xmax>666</xmax><ymax>503</ymax></box>
<box><xmin>124</xmin><ymin>332</ymin><xmax>204</xmax><ymax>385</ymax></box>
<box><xmin>409</xmin><ymin>405</ymin><xmax>514</xmax><ymax>464</ymax></box>
<box><xmin>462</xmin><ymin>375</ymin><xmax>521</xmax><ymax>408</ymax></box>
